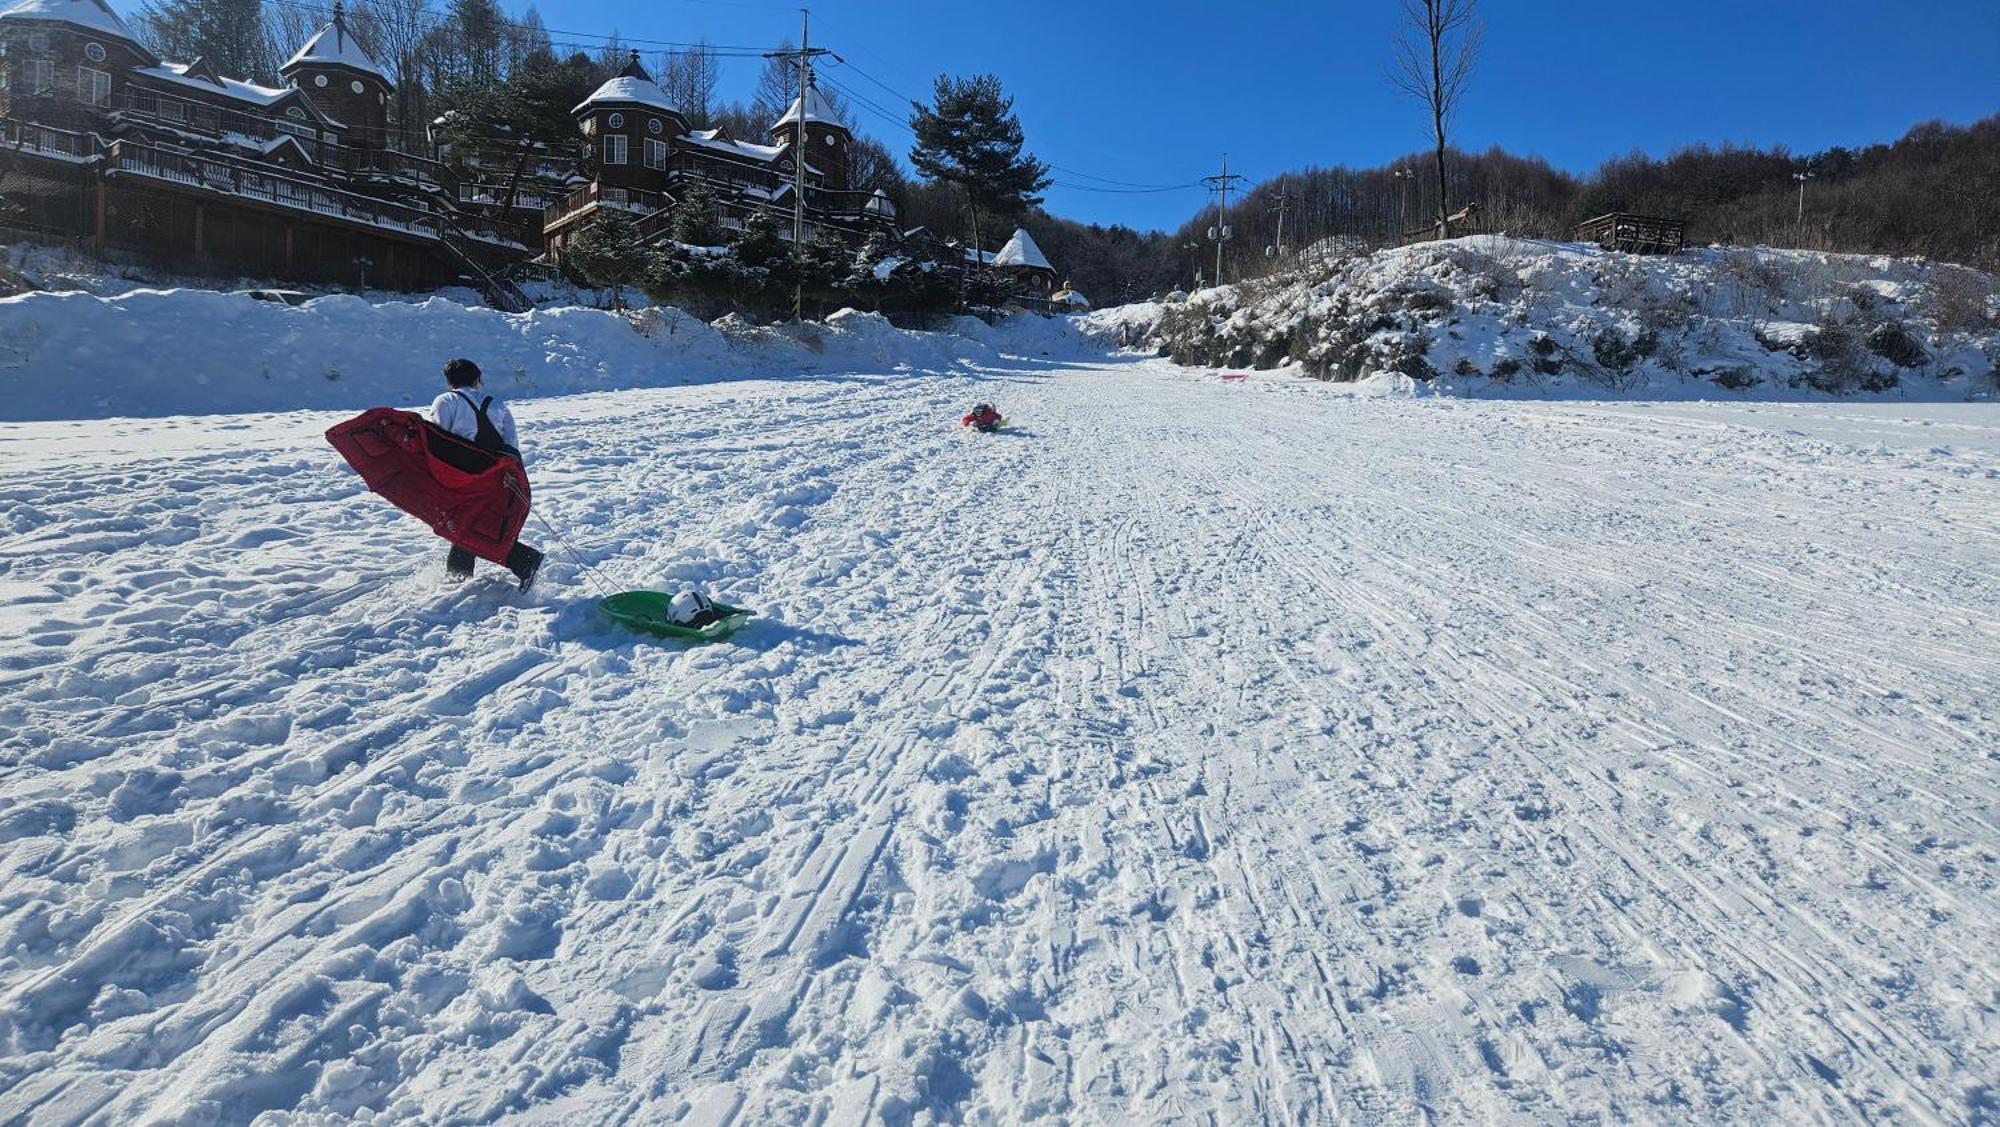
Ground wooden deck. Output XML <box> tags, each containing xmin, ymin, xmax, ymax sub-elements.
<box><xmin>1575</xmin><ymin>212</ymin><xmax>1686</xmax><ymax>255</ymax></box>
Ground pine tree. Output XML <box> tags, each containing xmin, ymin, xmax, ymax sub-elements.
<box><xmin>671</xmin><ymin>180</ymin><xmax>724</xmax><ymax>247</ymax></box>
<box><xmin>907</xmin><ymin>74</ymin><xmax>1050</xmax><ymax>260</ymax></box>
<box><xmin>565</xmin><ymin>210</ymin><xmax>644</xmax><ymax>309</ymax></box>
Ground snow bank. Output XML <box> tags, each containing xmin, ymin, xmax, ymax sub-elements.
<box><xmin>0</xmin><ymin>289</ymin><xmax>1097</xmax><ymax>422</ymax></box>
<box><xmin>1099</xmin><ymin>236</ymin><xmax>2000</xmax><ymax>400</ymax></box>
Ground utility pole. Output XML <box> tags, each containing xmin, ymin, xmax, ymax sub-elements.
<box><xmin>1793</xmin><ymin>168</ymin><xmax>1812</xmax><ymax>241</ymax></box>
<box><xmin>765</xmin><ymin>10</ymin><xmax>831</xmax><ymax>320</ymax></box>
<box><xmin>1201</xmin><ymin>152</ymin><xmax>1245</xmax><ymax>288</ymax></box>
<box><xmin>1269</xmin><ymin>193</ymin><xmax>1289</xmax><ymax>257</ymax></box>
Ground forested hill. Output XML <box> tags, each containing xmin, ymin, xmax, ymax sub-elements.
<box><xmin>1021</xmin><ymin>113</ymin><xmax>2000</xmax><ymax>307</ymax></box>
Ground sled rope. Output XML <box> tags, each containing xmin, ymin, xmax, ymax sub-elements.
<box><xmin>508</xmin><ymin>478</ymin><xmax>620</xmax><ymax>600</ymax></box>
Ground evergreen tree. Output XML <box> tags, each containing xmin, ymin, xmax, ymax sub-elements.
<box><xmin>671</xmin><ymin>180</ymin><xmax>725</xmax><ymax>247</ymax></box>
<box><xmin>730</xmin><ymin>211</ymin><xmax>793</xmax><ymax>314</ymax></box>
<box><xmin>908</xmin><ymin>74</ymin><xmax>1050</xmax><ymax>259</ymax></box>
<box><xmin>565</xmin><ymin>210</ymin><xmax>644</xmax><ymax>308</ymax></box>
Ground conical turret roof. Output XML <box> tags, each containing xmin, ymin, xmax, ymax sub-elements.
<box><xmin>0</xmin><ymin>0</ymin><xmax>146</xmax><ymax>51</ymax></box>
<box><xmin>282</xmin><ymin>2</ymin><xmax>389</xmax><ymax>84</ymax></box>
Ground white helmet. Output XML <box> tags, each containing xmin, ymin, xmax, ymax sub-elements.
<box><xmin>668</xmin><ymin>589</ymin><xmax>716</xmax><ymax>625</ymax></box>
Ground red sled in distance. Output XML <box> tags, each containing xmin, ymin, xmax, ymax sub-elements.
<box><xmin>326</xmin><ymin>407</ymin><xmax>531</xmax><ymax>566</ymax></box>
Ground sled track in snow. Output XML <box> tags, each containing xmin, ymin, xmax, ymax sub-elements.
<box><xmin>0</xmin><ymin>362</ymin><xmax>1995</xmax><ymax>1123</ymax></box>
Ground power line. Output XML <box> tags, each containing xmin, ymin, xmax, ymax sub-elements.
<box><xmin>257</xmin><ymin>0</ymin><xmax>775</xmax><ymax>55</ymax></box>
<box><xmin>818</xmin><ymin>70</ymin><xmax>1206</xmax><ymax>199</ymax></box>
<box><xmin>1050</xmin><ymin>165</ymin><xmax>1197</xmax><ymax>191</ymax></box>
<box><xmin>1054</xmin><ymin>181</ymin><xmax>1204</xmax><ymax>194</ymax></box>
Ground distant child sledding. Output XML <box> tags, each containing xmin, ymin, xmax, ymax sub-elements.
<box><xmin>325</xmin><ymin>357</ymin><xmax>544</xmax><ymax>592</ymax></box>
<box><xmin>961</xmin><ymin>403</ymin><xmax>1005</xmax><ymax>432</ymax></box>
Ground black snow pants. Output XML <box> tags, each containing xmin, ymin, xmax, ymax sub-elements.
<box><xmin>447</xmin><ymin>541</ymin><xmax>543</xmax><ymax>587</ymax></box>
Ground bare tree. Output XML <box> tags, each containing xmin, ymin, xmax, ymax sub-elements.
<box><xmin>1389</xmin><ymin>0</ymin><xmax>1480</xmax><ymax>238</ymax></box>
<box><xmin>658</xmin><ymin>41</ymin><xmax>719</xmax><ymax>128</ymax></box>
<box><xmin>751</xmin><ymin>41</ymin><xmax>849</xmax><ymax>132</ymax></box>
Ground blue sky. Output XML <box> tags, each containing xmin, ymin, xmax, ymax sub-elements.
<box><xmin>131</xmin><ymin>0</ymin><xmax>2000</xmax><ymax>230</ymax></box>
<box><xmin>587</xmin><ymin>0</ymin><xmax>1999</xmax><ymax>231</ymax></box>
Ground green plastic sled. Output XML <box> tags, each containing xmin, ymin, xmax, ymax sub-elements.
<box><xmin>598</xmin><ymin>591</ymin><xmax>755</xmax><ymax>641</ymax></box>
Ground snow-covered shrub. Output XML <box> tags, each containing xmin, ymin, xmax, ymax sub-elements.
<box><xmin>1866</xmin><ymin>321</ymin><xmax>1929</xmax><ymax>368</ymax></box>
<box><xmin>1931</xmin><ymin>265</ymin><xmax>1998</xmax><ymax>332</ymax></box>
<box><xmin>1712</xmin><ymin>366</ymin><xmax>1761</xmax><ymax>390</ymax></box>
<box><xmin>1528</xmin><ymin>333</ymin><xmax>1563</xmax><ymax>376</ymax></box>
<box><xmin>1592</xmin><ymin>327</ymin><xmax>1659</xmax><ymax>373</ymax></box>
<box><xmin>1381</xmin><ymin>331</ymin><xmax>1436</xmax><ymax>381</ymax></box>
<box><xmin>1800</xmin><ymin>323</ymin><xmax>1899</xmax><ymax>394</ymax></box>
<box><xmin>1094</xmin><ymin>235</ymin><xmax>1998</xmax><ymax>398</ymax></box>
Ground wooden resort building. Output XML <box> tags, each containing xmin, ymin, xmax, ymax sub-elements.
<box><xmin>0</xmin><ymin>0</ymin><xmax>530</xmax><ymax>302</ymax></box>
<box><xmin>0</xmin><ymin>4</ymin><xmax>1060</xmax><ymax>311</ymax></box>
<box><xmin>542</xmin><ymin>55</ymin><xmax>899</xmax><ymax>259</ymax></box>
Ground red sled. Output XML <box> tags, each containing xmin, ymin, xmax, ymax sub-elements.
<box><xmin>326</xmin><ymin>407</ymin><xmax>531</xmax><ymax>565</ymax></box>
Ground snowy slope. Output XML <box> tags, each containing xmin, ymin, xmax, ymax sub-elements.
<box><xmin>1091</xmin><ymin>237</ymin><xmax>2000</xmax><ymax>401</ymax></box>
<box><xmin>2</xmin><ymin>345</ymin><xmax>1996</xmax><ymax>1121</ymax></box>
<box><xmin>0</xmin><ymin>290</ymin><xmax>1074</xmax><ymax>423</ymax></box>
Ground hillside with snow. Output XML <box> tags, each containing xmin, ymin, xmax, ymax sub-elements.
<box><xmin>0</xmin><ymin>277</ymin><xmax>1996</xmax><ymax>1122</ymax></box>
<box><xmin>1089</xmin><ymin>237</ymin><xmax>2000</xmax><ymax>401</ymax></box>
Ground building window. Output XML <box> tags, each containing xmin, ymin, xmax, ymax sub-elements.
<box><xmin>158</xmin><ymin>96</ymin><xmax>184</xmax><ymax>121</ymax></box>
<box><xmin>84</xmin><ymin>41</ymin><xmax>106</xmax><ymax>63</ymax></box>
<box><xmin>607</xmin><ymin>111</ymin><xmax>623</xmax><ymax>129</ymax></box>
<box><xmin>23</xmin><ymin>58</ymin><xmax>53</xmax><ymax>96</ymax></box>
<box><xmin>644</xmin><ymin>138</ymin><xmax>667</xmax><ymax>170</ymax></box>
<box><xmin>603</xmin><ymin>135</ymin><xmax>627</xmax><ymax>165</ymax></box>
<box><xmin>78</xmin><ymin>65</ymin><xmax>109</xmax><ymax>107</ymax></box>
<box><xmin>648</xmin><ymin>117</ymin><xmax>662</xmax><ymax>135</ymax></box>
<box><xmin>27</xmin><ymin>32</ymin><xmax>48</xmax><ymax>52</ymax></box>
<box><xmin>350</xmin><ymin>79</ymin><xmax>364</xmax><ymax>94</ymax></box>
<box><xmin>314</xmin><ymin>74</ymin><xmax>327</xmax><ymax>87</ymax></box>
<box><xmin>285</xmin><ymin>106</ymin><xmax>307</xmax><ymax>120</ymax></box>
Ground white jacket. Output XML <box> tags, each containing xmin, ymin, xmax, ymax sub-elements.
<box><xmin>431</xmin><ymin>388</ymin><xmax>521</xmax><ymax>457</ymax></box>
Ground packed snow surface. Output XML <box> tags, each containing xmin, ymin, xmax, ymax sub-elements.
<box><xmin>1</xmin><ymin>308</ymin><xmax>1997</xmax><ymax>1121</ymax></box>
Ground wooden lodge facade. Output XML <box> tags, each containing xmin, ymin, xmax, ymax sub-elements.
<box><xmin>542</xmin><ymin>56</ymin><xmax>899</xmax><ymax>259</ymax></box>
<box><xmin>0</xmin><ymin>0</ymin><xmax>531</xmax><ymax>303</ymax></box>
<box><xmin>0</xmin><ymin>2</ymin><xmax>1057</xmax><ymax>310</ymax></box>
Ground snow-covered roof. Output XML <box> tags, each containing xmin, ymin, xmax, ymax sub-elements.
<box><xmin>282</xmin><ymin>8</ymin><xmax>388</xmax><ymax>84</ymax></box>
<box><xmin>772</xmin><ymin>84</ymin><xmax>845</xmax><ymax>131</ymax></box>
<box><xmin>681</xmin><ymin>133</ymin><xmax>782</xmax><ymax>161</ymax></box>
<box><xmin>992</xmin><ymin>228</ymin><xmax>1053</xmax><ymax>272</ymax></box>
<box><xmin>0</xmin><ymin>0</ymin><xmax>144</xmax><ymax>46</ymax></box>
<box><xmin>136</xmin><ymin>63</ymin><xmax>295</xmax><ymax>107</ymax></box>
<box><xmin>573</xmin><ymin>76</ymin><xmax>683</xmax><ymax>118</ymax></box>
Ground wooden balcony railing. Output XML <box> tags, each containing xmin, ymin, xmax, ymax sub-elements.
<box><xmin>104</xmin><ymin>139</ymin><xmax>444</xmax><ymax>239</ymax></box>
